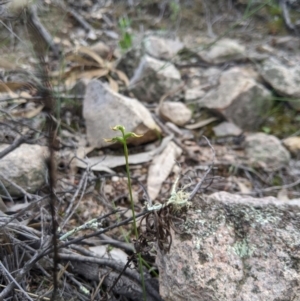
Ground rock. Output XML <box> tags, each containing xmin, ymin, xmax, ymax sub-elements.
<box><xmin>201</xmin><ymin>67</ymin><xmax>223</xmax><ymax>86</ymax></box>
<box><xmin>244</xmin><ymin>133</ymin><xmax>290</xmax><ymax>170</ymax></box>
<box><xmin>70</xmin><ymin>79</ymin><xmax>88</xmax><ymax>97</ymax></box>
<box><xmin>0</xmin><ymin>144</ymin><xmax>48</xmax><ymax>197</ymax></box>
<box><xmin>159</xmin><ymin>102</ymin><xmax>192</xmax><ymax>126</ymax></box>
<box><xmin>143</xmin><ymin>35</ymin><xmax>184</xmax><ymax>60</ymax></box>
<box><xmin>129</xmin><ymin>55</ymin><xmax>182</xmax><ymax>102</ymax></box>
<box><xmin>256</xmin><ymin>44</ymin><xmax>275</xmax><ymax>54</ymax></box>
<box><xmin>282</xmin><ymin>136</ymin><xmax>300</xmax><ymax>156</ymax></box>
<box><xmin>271</xmin><ymin>36</ymin><xmax>300</xmax><ymax>52</ymax></box>
<box><xmin>184</xmin><ymin>88</ymin><xmax>205</xmax><ymax>102</ymax></box>
<box><xmin>115</xmin><ymin>47</ymin><xmax>142</xmax><ymax>79</ymax></box>
<box><xmin>116</xmin><ymin>33</ymin><xmax>183</xmax><ymax>80</ymax></box>
<box><xmin>213</xmin><ymin>121</ymin><xmax>242</xmax><ymax>137</ymax></box>
<box><xmin>259</xmin><ymin>58</ymin><xmax>300</xmax><ymax>110</ymax></box>
<box><xmin>157</xmin><ymin>192</ymin><xmax>300</xmax><ymax>301</ymax></box>
<box><xmin>246</xmin><ymin>50</ymin><xmax>269</xmax><ymax>61</ymax></box>
<box><xmin>198</xmin><ymin>38</ymin><xmax>246</xmax><ymax>64</ymax></box>
<box><xmin>198</xmin><ymin>67</ymin><xmax>272</xmax><ymax>130</ymax></box>
<box><xmin>184</xmin><ymin>67</ymin><xmax>222</xmax><ymax>92</ymax></box>
<box><xmin>83</xmin><ymin>79</ymin><xmax>161</xmax><ymax>148</ymax></box>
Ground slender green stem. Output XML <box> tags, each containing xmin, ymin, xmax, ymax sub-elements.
<box><xmin>119</xmin><ymin>129</ymin><xmax>146</xmax><ymax>301</ymax></box>
<box><xmin>121</xmin><ymin>138</ymin><xmax>138</xmax><ymax>239</ymax></box>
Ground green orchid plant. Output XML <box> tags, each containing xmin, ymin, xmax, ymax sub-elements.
<box><xmin>104</xmin><ymin>125</ymin><xmax>142</xmax><ymax>239</ymax></box>
<box><xmin>104</xmin><ymin>125</ymin><xmax>146</xmax><ymax>300</ymax></box>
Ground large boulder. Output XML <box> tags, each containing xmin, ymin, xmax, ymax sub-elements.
<box><xmin>198</xmin><ymin>67</ymin><xmax>273</xmax><ymax>130</ymax></box>
<box><xmin>0</xmin><ymin>144</ymin><xmax>48</xmax><ymax>197</ymax></box>
<box><xmin>83</xmin><ymin>80</ymin><xmax>161</xmax><ymax>148</ymax></box>
<box><xmin>157</xmin><ymin>192</ymin><xmax>300</xmax><ymax>301</ymax></box>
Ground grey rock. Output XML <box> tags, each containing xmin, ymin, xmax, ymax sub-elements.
<box><xmin>184</xmin><ymin>88</ymin><xmax>205</xmax><ymax>102</ymax></box>
<box><xmin>256</xmin><ymin>44</ymin><xmax>275</xmax><ymax>54</ymax></box>
<box><xmin>116</xmin><ymin>32</ymin><xmax>183</xmax><ymax>80</ymax></box>
<box><xmin>244</xmin><ymin>132</ymin><xmax>290</xmax><ymax>170</ymax></box>
<box><xmin>115</xmin><ymin>47</ymin><xmax>142</xmax><ymax>79</ymax></box>
<box><xmin>0</xmin><ymin>144</ymin><xmax>48</xmax><ymax>197</ymax></box>
<box><xmin>213</xmin><ymin>121</ymin><xmax>242</xmax><ymax>137</ymax></box>
<box><xmin>271</xmin><ymin>36</ymin><xmax>300</xmax><ymax>52</ymax></box>
<box><xmin>198</xmin><ymin>67</ymin><xmax>272</xmax><ymax>130</ymax></box>
<box><xmin>259</xmin><ymin>58</ymin><xmax>300</xmax><ymax>110</ymax></box>
<box><xmin>129</xmin><ymin>55</ymin><xmax>182</xmax><ymax>102</ymax></box>
<box><xmin>198</xmin><ymin>38</ymin><xmax>246</xmax><ymax>64</ymax></box>
<box><xmin>83</xmin><ymin>80</ymin><xmax>161</xmax><ymax>148</ymax></box>
<box><xmin>69</xmin><ymin>78</ymin><xmax>89</xmax><ymax>99</ymax></box>
<box><xmin>159</xmin><ymin>102</ymin><xmax>192</xmax><ymax>126</ymax></box>
<box><xmin>157</xmin><ymin>192</ymin><xmax>300</xmax><ymax>301</ymax></box>
<box><xmin>143</xmin><ymin>35</ymin><xmax>184</xmax><ymax>61</ymax></box>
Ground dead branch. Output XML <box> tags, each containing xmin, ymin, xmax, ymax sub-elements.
<box><xmin>58</xmin><ymin>252</ymin><xmax>163</xmax><ymax>301</ymax></box>
<box><xmin>279</xmin><ymin>0</ymin><xmax>299</xmax><ymax>34</ymax></box>
<box><xmin>188</xmin><ymin>136</ymin><xmax>215</xmax><ymax>202</ymax></box>
<box><xmin>0</xmin><ymin>135</ymin><xmax>28</xmax><ymax>159</ymax></box>
<box><xmin>26</xmin><ymin>4</ymin><xmax>60</xmax><ymax>57</ymax></box>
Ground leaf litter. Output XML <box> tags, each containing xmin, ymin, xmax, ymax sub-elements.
<box><xmin>0</xmin><ymin>1</ymin><xmax>299</xmax><ymax>300</ymax></box>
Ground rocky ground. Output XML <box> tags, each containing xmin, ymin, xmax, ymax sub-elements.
<box><xmin>0</xmin><ymin>0</ymin><xmax>300</xmax><ymax>300</ymax></box>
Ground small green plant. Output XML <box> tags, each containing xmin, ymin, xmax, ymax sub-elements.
<box><xmin>262</xmin><ymin>126</ymin><xmax>271</xmax><ymax>134</ymax></box>
<box><xmin>170</xmin><ymin>1</ymin><xmax>180</xmax><ymax>21</ymax></box>
<box><xmin>104</xmin><ymin>125</ymin><xmax>146</xmax><ymax>301</ymax></box>
<box><xmin>118</xmin><ymin>16</ymin><xmax>133</xmax><ymax>51</ymax></box>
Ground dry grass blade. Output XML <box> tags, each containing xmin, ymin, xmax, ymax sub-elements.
<box><xmin>66</xmin><ymin>53</ymin><xmax>101</xmax><ymax>67</ymax></box>
<box><xmin>77</xmin><ymin>46</ymin><xmax>105</xmax><ymax>68</ymax></box>
<box><xmin>0</xmin><ymin>82</ymin><xmax>24</xmax><ymax>95</ymax></box>
<box><xmin>78</xmin><ymin>68</ymin><xmax>109</xmax><ymax>80</ymax></box>
<box><xmin>108</xmin><ymin>76</ymin><xmax>119</xmax><ymax>92</ymax></box>
<box><xmin>114</xmin><ymin>69</ymin><xmax>130</xmax><ymax>86</ymax></box>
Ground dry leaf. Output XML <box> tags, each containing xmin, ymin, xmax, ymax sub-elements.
<box><xmin>108</xmin><ymin>76</ymin><xmax>119</xmax><ymax>92</ymax></box>
<box><xmin>277</xmin><ymin>188</ymin><xmax>289</xmax><ymax>201</ymax></box>
<box><xmin>147</xmin><ymin>141</ymin><xmax>182</xmax><ymax>200</ymax></box>
<box><xmin>23</xmin><ymin>105</ymin><xmax>44</xmax><ymax>118</ymax></box>
<box><xmin>66</xmin><ymin>53</ymin><xmax>100</xmax><ymax>67</ymax></box>
<box><xmin>90</xmin><ymin>41</ymin><xmax>110</xmax><ymax>58</ymax></box>
<box><xmin>0</xmin><ymin>58</ymin><xmax>16</xmax><ymax>70</ymax></box>
<box><xmin>78</xmin><ymin>68</ymin><xmax>109</xmax><ymax>80</ymax></box>
<box><xmin>89</xmin><ymin>246</ymin><xmax>133</xmax><ymax>267</ymax></box>
<box><xmin>0</xmin><ymin>82</ymin><xmax>21</xmax><ymax>96</ymax></box>
<box><xmin>77</xmin><ymin>46</ymin><xmax>105</xmax><ymax>67</ymax></box>
<box><xmin>76</xmin><ymin>136</ymin><xmax>174</xmax><ymax>172</ymax></box>
<box><xmin>114</xmin><ymin>69</ymin><xmax>129</xmax><ymax>86</ymax></box>
<box><xmin>0</xmin><ymin>196</ymin><xmax>7</xmax><ymax>213</ymax></box>
<box><xmin>64</xmin><ymin>72</ymin><xmax>78</xmax><ymax>89</ymax></box>
<box><xmin>231</xmin><ymin>176</ymin><xmax>252</xmax><ymax>194</ymax></box>
<box><xmin>185</xmin><ymin>117</ymin><xmax>217</xmax><ymax>130</ymax></box>
<box><xmin>283</xmin><ymin>136</ymin><xmax>300</xmax><ymax>155</ymax></box>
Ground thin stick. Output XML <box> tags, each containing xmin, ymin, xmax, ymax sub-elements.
<box><xmin>188</xmin><ymin>136</ymin><xmax>215</xmax><ymax>202</ymax></box>
<box><xmin>0</xmin><ymin>262</ymin><xmax>34</xmax><ymax>301</ymax></box>
<box><xmin>0</xmin><ymin>284</ymin><xmax>50</xmax><ymax>301</ymax></box>
<box><xmin>0</xmin><ymin>135</ymin><xmax>27</xmax><ymax>159</ymax></box>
